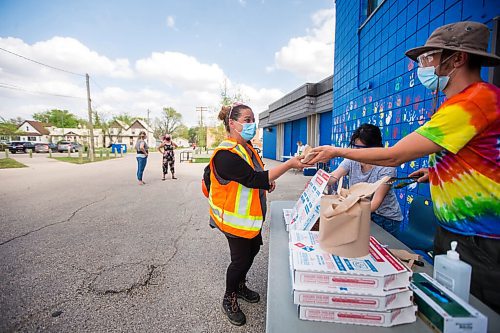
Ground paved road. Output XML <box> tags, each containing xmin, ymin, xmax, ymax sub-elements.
<box><xmin>0</xmin><ymin>152</ymin><xmax>306</xmax><ymax>332</ymax></box>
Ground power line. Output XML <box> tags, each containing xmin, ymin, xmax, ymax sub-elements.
<box><xmin>0</xmin><ymin>47</ymin><xmax>85</xmax><ymax>77</ymax></box>
<box><xmin>0</xmin><ymin>82</ymin><xmax>86</xmax><ymax>99</ymax></box>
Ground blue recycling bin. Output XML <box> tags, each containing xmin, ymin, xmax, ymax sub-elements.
<box><xmin>111</xmin><ymin>144</ymin><xmax>121</xmax><ymax>153</ymax></box>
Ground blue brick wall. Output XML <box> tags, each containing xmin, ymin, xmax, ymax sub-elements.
<box><xmin>332</xmin><ymin>0</ymin><xmax>498</xmax><ymax>227</ymax></box>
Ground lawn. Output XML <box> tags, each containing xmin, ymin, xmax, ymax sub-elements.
<box><xmin>51</xmin><ymin>156</ymin><xmax>119</xmax><ymax>164</ymax></box>
<box><xmin>0</xmin><ymin>158</ymin><xmax>28</xmax><ymax>169</ymax></box>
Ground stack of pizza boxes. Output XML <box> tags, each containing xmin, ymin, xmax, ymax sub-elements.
<box><xmin>288</xmin><ymin>230</ymin><xmax>417</xmax><ymax>327</ymax></box>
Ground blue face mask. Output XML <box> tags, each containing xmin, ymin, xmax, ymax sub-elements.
<box><xmin>417</xmin><ymin>66</ymin><xmax>451</xmax><ymax>91</ymax></box>
<box><xmin>236</xmin><ymin>121</ymin><xmax>256</xmax><ymax>141</ymax></box>
<box><xmin>417</xmin><ymin>54</ymin><xmax>456</xmax><ymax>91</ymax></box>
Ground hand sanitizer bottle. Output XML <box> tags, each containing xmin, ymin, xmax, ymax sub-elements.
<box><xmin>433</xmin><ymin>241</ymin><xmax>472</xmax><ymax>302</ymax></box>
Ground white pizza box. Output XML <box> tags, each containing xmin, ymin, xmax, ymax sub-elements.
<box><xmin>298</xmin><ymin>304</ymin><xmax>417</xmax><ymax>327</ymax></box>
<box><xmin>293</xmin><ymin>288</ymin><xmax>413</xmax><ymax>311</ymax></box>
<box><xmin>289</xmin><ymin>231</ymin><xmax>412</xmax><ymax>292</ymax></box>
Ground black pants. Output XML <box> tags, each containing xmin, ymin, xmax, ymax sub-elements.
<box><xmin>434</xmin><ymin>226</ymin><xmax>500</xmax><ymax>314</ymax></box>
<box><xmin>225</xmin><ymin>233</ymin><xmax>262</xmax><ymax>294</ymax></box>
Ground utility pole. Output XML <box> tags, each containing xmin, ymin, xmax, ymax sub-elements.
<box><xmin>147</xmin><ymin>109</ymin><xmax>151</xmax><ymax>127</ymax></box>
<box><xmin>86</xmin><ymin>73</ymin><xmax>95</xmax><ymax>161</ymax></box>
<box><xmin>196</xmin><ymin>106</ymin><xmax>208</xmax><ymax>149</ymax></box>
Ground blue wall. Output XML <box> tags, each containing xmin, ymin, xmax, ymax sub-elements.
<box><xmin>333</xmin><ymin>0</ymin><xmax>498</xmax><ymax>227</ymax></box>
<box><xmin>263</xmin><ymin>125</ymin><xmax>277</xmax><ymax>159</ymax></box>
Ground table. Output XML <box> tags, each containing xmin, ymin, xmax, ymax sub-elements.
<box><xmin>266</xmin><ymin>201</ymin><xmax>500</xmax><ymax>333</ymax></box>
<box><xmin>281</xmin><ymin>155</ymin><xmax>294</xmax><ymax>162</ymax></box>
<box><xmin>179</xmin><ymin>150</ymin><xmax>193</xmax><ymax>163</ymax></box>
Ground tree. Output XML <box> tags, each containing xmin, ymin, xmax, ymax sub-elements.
<box><xmin>33</xmin><ymin>109</ymin><xmax>81</xmax><ymax>128</ymax></box>
<box><xmin>188</xmin><ymin>126</ymin><xmax>199</xmax><ymax>145</ymax></box>
<box><xmin>0</xmin><ymin>117</ymin><xmax>21</xmax><ymax>137</ymax></box>
<box><xmin>154</xmin><ymin>107</ymin><xmax>183</xmax><ymax>139</ymax></box>
<box><xmin>173</xmin><ymin>124</ymin><xmax>189</xmax><ymax>139</ymax></box>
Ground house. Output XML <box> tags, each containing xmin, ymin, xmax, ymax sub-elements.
<box><xmin>16</xmin><ymin>120</ymin><xmax>51</xmax><ymax>142</ymax></box>
<box><xmin>46</xmin><ymin>126</ymin><xmax>104</xmax><ymax>148</ymax></box>
<box><xmin>105</xmin><ymin>119</ymin><xmax>156</xmax><ymax>148</ymax></box>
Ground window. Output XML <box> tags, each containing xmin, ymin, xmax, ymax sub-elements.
<box><xmin>28</xmin><ymin>136</ymin><xmax>37</xmax><ymax>141</ymax></box>
<box><xmin>367</xmin><ymin>0</ymin><xmax>383</xmax><ymax>17</ymax></box>
<box><xmin>132</xmin><ymin>130</ymin><xmax>135</xmax><ymax>135</ymax></box>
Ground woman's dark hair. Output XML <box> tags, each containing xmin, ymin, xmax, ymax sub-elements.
<box><xmin>349</xmin><ymin>123</ymin><xmax>383</xmax><ymax>147</ymax></box>
<box><xmin>217</xmin><ymin>103</ymin><xmax>251</xmax><ymax>132</ymax></box>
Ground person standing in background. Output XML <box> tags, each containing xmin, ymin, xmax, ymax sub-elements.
<box><xmin>135</xmin><ymin>131</ymin><xmax>148</xmax><ymax>185</ymax></box>
<box><xmin>158</xmin><ymin>134</ymin><xmax>178</xmax><ymax>180</ymax></box>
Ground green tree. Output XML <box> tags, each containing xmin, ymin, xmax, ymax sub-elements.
<box><xmin>154</xmin><ymin>107</ymin><xmax>183</xmax><ymax>139</ymax></box>
<box><xmin>173</xmin><ymin>124</ymin><xmax>189</xmax><ymax>139</ymax></box>
<box><xmin>33</xmin><ymin>109</ymin><xmax>81</xmax><ymax>128</ymax></box>
<box><xmin>0</xmin><ymin>117</ymin><xmax>21</xmax><ymax>136</ymax></box>
<box><xmin>188</xmin><ymin>126</ymin><xmax>199</xmax><ymax>145</ymax></box>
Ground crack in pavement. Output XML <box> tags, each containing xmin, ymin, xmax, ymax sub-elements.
<box><xmin>0</xmin><ymin>193</ymin><xmax>108</xmax><ymax>246</ymax></box>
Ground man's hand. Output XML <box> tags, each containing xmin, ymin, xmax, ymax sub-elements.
<box><xmin>306</xmin><ymin>145</ymin><xmax>338</xmax><ymax>165</ymax></box>
<box><xmin>409</xmin><ymin>168</ymin><xmax>429</xmax><ymax>183</ymax></box>
<box><xmin>269</xmin><ymin>181</ymin><xmax>276</xmax><ymax>193</ymax></box>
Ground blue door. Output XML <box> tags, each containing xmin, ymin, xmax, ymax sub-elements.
<box><xmin>263</xmin><ymin>126</ymin><xmax>277</xmax><ymax>159</ymax></box>
<box><xmin>284</xmin><ymin>122</ymin><xmax>293</xmax><ymax>156</ymax></box>
<box><xmin>319</xmin><ymin>111</ymin><xmax>333</xmax><ymax>146</ymax></box>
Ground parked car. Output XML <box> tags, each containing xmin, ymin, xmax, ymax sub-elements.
<box><xmin>8</xmin><ymin>141</ymin><xmax>35</xmax><ymax>153</ymax></box>
<box><xmin>34</xmin><ymin>143</ymin><xmax>50</xmax><ymax>153</ymax></box>
<box><xmin>57</xmin><ymin>141</ymin><xmax>82</xmax><ymax>152</ymax></box>
<box><xmin>48</xmin><ymin>143</ymin><xmax>57</xmax><ymax>152</ymax></box>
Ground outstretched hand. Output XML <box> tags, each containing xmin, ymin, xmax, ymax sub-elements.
<box><xmin>303</xmin><ymin>145</ymin><xmax>338</xmax><ymax>165</ymax></box>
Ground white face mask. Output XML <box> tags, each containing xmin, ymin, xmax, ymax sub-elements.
<box><xmin>417</xmin><ymin>53</ymin><xmax>457</xmax><ymax>92</ymax></box>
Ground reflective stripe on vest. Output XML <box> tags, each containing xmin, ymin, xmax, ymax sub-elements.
<box><xmin>208</xmin><ymin>139</ymin><xmax>264</xmax><ymax>238</ymax></box>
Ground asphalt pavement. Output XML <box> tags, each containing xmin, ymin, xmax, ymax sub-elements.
<box><xmin>0</xmin><ymin>151</ymin><xmax>307</xmax><ymax>332</ymax></box>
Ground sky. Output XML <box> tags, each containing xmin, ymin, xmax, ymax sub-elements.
<box><xmin>0</xmin><ymin>0</ymin><xmax>335</xmax><ymax>127</ymax></box>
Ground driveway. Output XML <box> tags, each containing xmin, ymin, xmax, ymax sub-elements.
<box><xmin>0</xmin><ymin>152</ymin><xmax>306</xmax><ymax>332</ymax></box>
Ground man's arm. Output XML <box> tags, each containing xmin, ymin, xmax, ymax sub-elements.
<box><xmin>308</xmin><ymin>132</ymin><xmax>443</xmax><ymax>167</ymax></box>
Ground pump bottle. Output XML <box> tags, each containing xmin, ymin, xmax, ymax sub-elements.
<box><xmin>433</xmin><ymin>241</ymin><xmax>472</xmax><ymax>302</ymax></box>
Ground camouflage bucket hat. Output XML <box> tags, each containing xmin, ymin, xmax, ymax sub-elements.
<box><xmin>405</xmin><ymin>21</ymin><xmax>500</xmax><ymax>67</ymax></box>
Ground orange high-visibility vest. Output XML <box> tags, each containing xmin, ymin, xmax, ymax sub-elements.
<box><xmin>208</xmin><ymin>139</ymin><xmax>266</xmax><ymax>239</ymax></box>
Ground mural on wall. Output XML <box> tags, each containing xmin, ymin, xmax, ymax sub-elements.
<box><xmin>332</xmin><ymin>55</ymin><xmax>446</xmax><ymax>229</ymax></box>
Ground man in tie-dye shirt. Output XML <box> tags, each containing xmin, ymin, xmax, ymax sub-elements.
<box><xmin>306</xmin><ymin>21</ymin><xmax>499</xmax><ymax>313</ymax></box>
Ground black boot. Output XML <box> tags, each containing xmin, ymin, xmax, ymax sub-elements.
<box><xmin>237</xmin><ymin>281</ymin><xmax>260</xmax><ymax>303</ymax></box>
<box><xmin>222</xmin><ymin>292</ymin><xmax>246</xmax><ymax>326</ymax></box>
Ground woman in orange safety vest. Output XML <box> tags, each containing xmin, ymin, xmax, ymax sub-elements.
<box><xmin>206</xmin><ymin>102</ymin><xmax>303</xmax><ymax>326</ymax></box>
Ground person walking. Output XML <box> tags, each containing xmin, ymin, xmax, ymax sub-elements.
<box><xmin>205</xmin><ymin>102</ymin><xmax>304</xmax><ymax>326</ymax></box>
<box><xmin>135</xmin><ymin>131</ymin><xmax>148</xmax><ymax>185</ymax></box>
<box><xmin>306</xmin><ymin>22</ymin><xmax>499</xmax><ymax>313</ymax></box>
<box><xmin>328</xmin><ymin>124</ymin><xmax>403</xmax><ymax>236</ymax></box>
<box><xmin>158</xmin><ymin>134</ymin><xmax>178</xmax><ymax>180</ymax></box>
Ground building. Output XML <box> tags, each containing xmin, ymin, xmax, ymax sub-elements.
<box><xmin>259</xmin><ymin>75</ymin><xmax>333</xmax><ymax>160</ymax></box>
<box><xmin>14</xmin><ymin>118</ymin><xmax>157</xmax><ymax>149</ymax></box>
<box><xmin>259</xmin><ymin>0</ymin><xmax>499</xmax><ymax>226</ymax></box>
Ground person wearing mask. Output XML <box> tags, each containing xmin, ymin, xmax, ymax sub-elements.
<box><xmin>329</xmin><ymin>124</ymin><xmax>403</xmax><ymax>236</ymax></box>
<box><xmin>206</xmin><ymin>102</ymin><xmax>304</xmax><ymax>326</ymax></box>
<box><xmin>135</xmin><ymin>131</ymin><xmax>149</xmax><ymax>185</ymax></box>
<box><xmin>305</xmin><ymin>22</ymin><xmax>499</xmax><ymax>313</ymax></box>
<box><xmin>295</xmin><ymin>140</ymin><xmax>305</xmax><ymax>156</ymax></box>
<box><xmin>158</xmin><ymin>134</ymin><xmax>178</xmax><ymax>180</ymax></box>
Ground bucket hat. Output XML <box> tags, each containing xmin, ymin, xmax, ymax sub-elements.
<box><xmin>405</xmin><ymin>21</ymin><xmax>500</xmax><ymax>67</ymax></box>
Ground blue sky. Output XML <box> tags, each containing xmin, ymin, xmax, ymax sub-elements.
<box><xmin>0</xmin><ymin>0</ymin><xmax>335</xmax><ymax>126</ymax></box>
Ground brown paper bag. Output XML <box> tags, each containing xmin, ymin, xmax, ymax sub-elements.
<box><xmin>319</xmin><ymin>176</ymin><xmax>390</xmax><ymax>258</ymax></box>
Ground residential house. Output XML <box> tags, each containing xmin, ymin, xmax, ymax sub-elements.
<box><xmin>16</xmin><ymin>120</ymin><xmax>51</xmax><ymax>142</ymax></box>
<box><xmin>105</xmin><ymin>119</ymin><xmax>156</xmax><ymax>148</ymax></box>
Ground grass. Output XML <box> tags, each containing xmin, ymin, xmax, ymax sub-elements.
<box><xmin>51</xmin><ymin>156</ymin><xmax>119</xmax><ymax>164</ymax></box>
<box><xmin>0</xmin><ymin>158</ymin><xmax>28</xmax><ymax>169</ymax></box>
<box><xmin>192</xmin><ymin>157</ymin><xmax>211</xmax><ymax>163</ymax></box>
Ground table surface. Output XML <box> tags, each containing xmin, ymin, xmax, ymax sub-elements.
<box><xmin>266</xmin><ymin>201</ymin><xmax>500</xmax><ymax>333</ymax></box>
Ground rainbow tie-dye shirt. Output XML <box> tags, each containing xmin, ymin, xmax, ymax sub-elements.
<box><xmin>416</xmin><ymin>82</ymin><xmax>499</xmax><ymax>239</ymax></box>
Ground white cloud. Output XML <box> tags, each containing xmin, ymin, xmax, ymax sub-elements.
<box><xmin>135</xmin><ymin>51</ymin><xmax>226</xmax><ymax>91</ymax></box>
<box><xmin>238</xmin><ymin>0</ymin><xmax>247</xmax><ymax>7</ymax></box>
<box><xmin>166</xmin><ymin>16</ymin><xmax>176</xmax><ymax>30</ymax></box>
<box><xmin>0</xmin><ymin>36</ymin><xmax>283</xmax><ymax>128</ymax></box>
<box><xmin>271</xmin><ymin>7</ymin><xmax>335</xmax><ymax>82</ymax></box>
<box><xmin>0</xmin><ymin>37</ymin><xmax>134</xmax><ymax>79</ymax></box>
